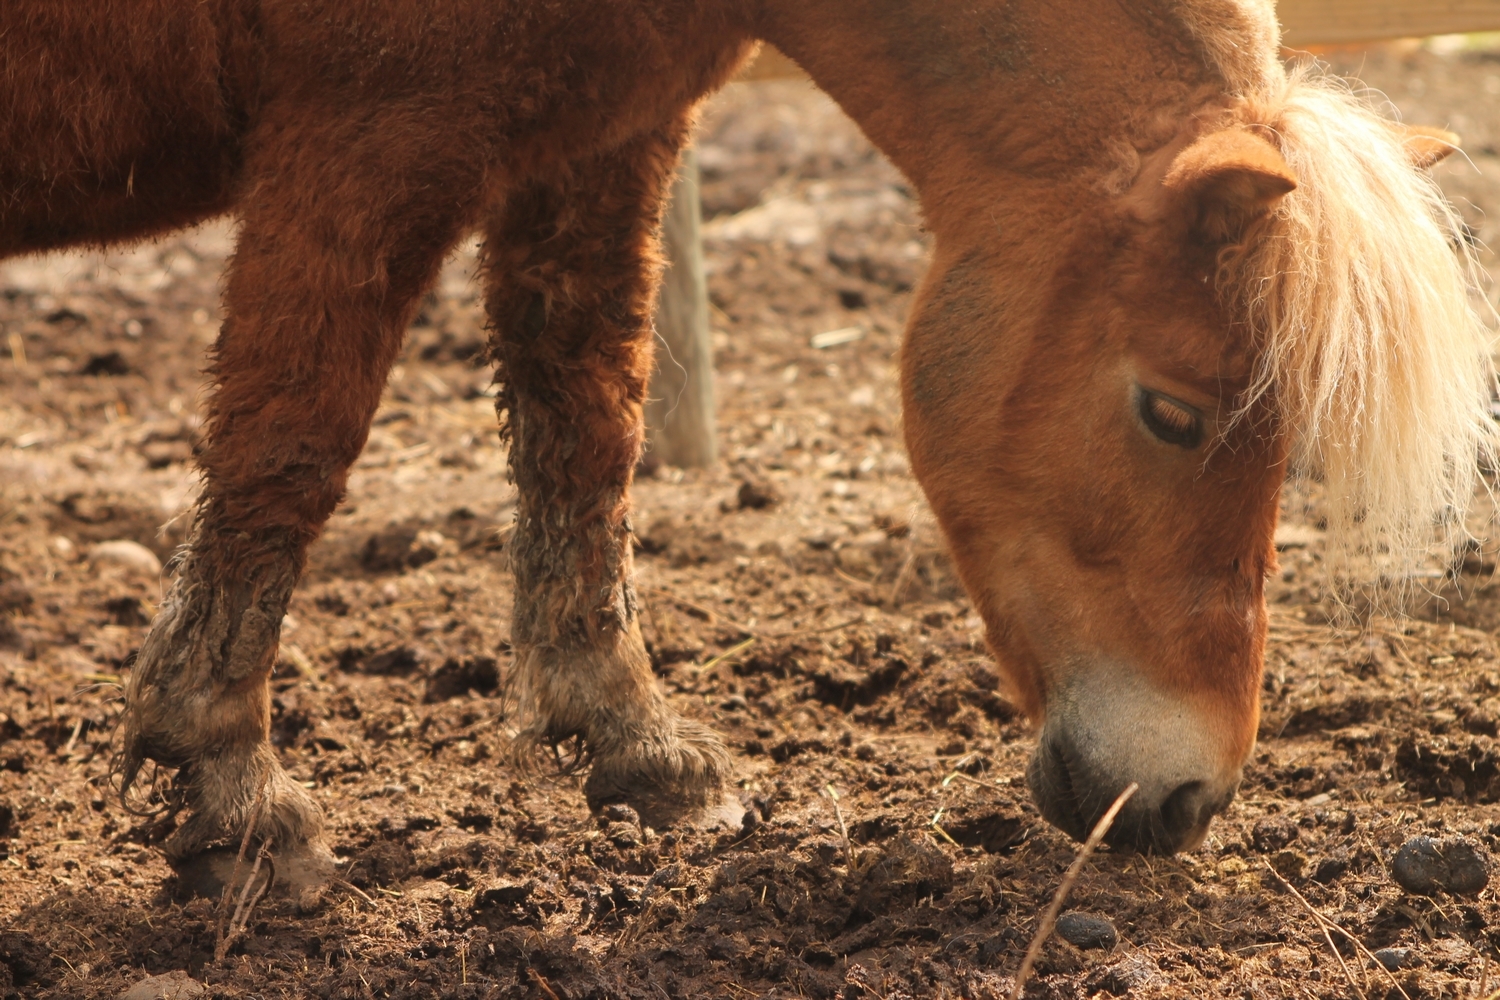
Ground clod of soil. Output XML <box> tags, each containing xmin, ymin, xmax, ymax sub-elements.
<box><xmin>1373</xmin><ymin>947</ymin><xmax>1415</xmax><ymax>971</ymax></box>
<box><xmin>1086</xmin><ymin>955</ymin><xmax>1163</xmax><ymax>995</ymax></box>
<box><xmin>735</xmin><ymin>478</ymin><xmax>782</xmax><ymax>510</ymax></box>
<box><xmin>1390</xmin><ymin>835</ymin><xmax>1490</xmax><ymax>896</ymax></box>
<box><xmin>116</xmin><ymin>971</ymin><xmax>206</xmax><ymax>1000</ymax></box>
<box><xmin>1055</xmin><ymin>911</ymin><xmax>1118</xmax><ymax>950</ymax></box>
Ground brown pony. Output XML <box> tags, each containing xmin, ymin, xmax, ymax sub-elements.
<box><xmin>6</xmin><ymin>0</ymin><xmax>1489</xmax><ymax>883</ymax></box>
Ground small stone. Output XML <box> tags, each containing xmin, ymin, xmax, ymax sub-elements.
<box><xmin>89</xmin><ymin>540</ymin><xmax>162</xmax><ymax>577</ymax></box>
<box><xmin>1055</xmin><ymin>911</ymin><xmax>1118</xmax><ymax>950</ymax></box>
<box><xmin>1391</xmin><ymin>835</ymin><xmax>1490</xmax><ymax>896</ymax></box>
<box><xmin>1373</xmin><ymin>947</ymin><xmax>1414</xmax><ymax>971</ymax></box>
<box><xmin>118</xmin><ymin>971</ymin><xmax>206</xmax><ymax>1000</ymax></box>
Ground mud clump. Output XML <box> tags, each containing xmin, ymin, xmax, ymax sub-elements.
<box><xmin>1390</xmin><ymin>835</ymin><xmax>1490</xmax><ymax>896</ymax></box>
<box><xmin>1394</xmin><ymin>736</ymin><xmax>1500</xmax><ymax>802</ymax></box>
<box><xmin>852</xmin><ymin>835</ymin><xmax>954</xmax><ymax>920</ymax></box>
<box><xmin>423</xmin><ymin>655</ymin><xmax>500</xmax><ymax>702</ymax></box>
<box><xmin>1055</xmin><ymin>911</ymin><xmax>1118</xmax><ymax>950</ymax></box>
<box><xmin>1374</xmin><ymin>947</ymin><xmax>1415</xmax><ymax>971</ymax></box>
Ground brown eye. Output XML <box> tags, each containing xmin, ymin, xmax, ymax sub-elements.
<box><xmin>1138</xmin><ymin>389</ymin><xmax>1203</xmax><ymax>448</ymax></box>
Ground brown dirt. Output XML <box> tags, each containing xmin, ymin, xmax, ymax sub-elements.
<box><xmin>5</xmin><ymin>45</ymin><xmax>1500</xmax><ymax>1000</ymax></box>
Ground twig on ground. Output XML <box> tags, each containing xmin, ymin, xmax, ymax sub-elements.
<box><xmin>1008</xmin><ymin>783</ymin><xmax>1137</xmax><ymax>1000</ymax></box>
<box><xmin>60</xmin><ymin>717</ymin><xmax>84</xmax><ymax>756</ymax></box>
<box><xmin>824</xmin><ymin>784</ymin><xmax>855</xmax><ymax>869</ymax></box>
<box><xmin>696</xmin><ymin>637</ymin><xmax>756</xmax><ymax>673</ymax></box>
<box><xmin>333</xmin><ymin>878</ymin><xmax>378</xmax><ymax>908</ymax></box>
<box><xmin>528</xmin><ymin>968</ymin><xmax>561</xmax><ymax>1000</ymax></box>
<box><xmin>214</xmin><ymin>768</ymin><xmax>271</xmax><ymax>961</ymax></box>
<box><xmin>1262</xmin><ymin>861</ymin><xmax>1411</xmax><ymax>1000</ymax></box>
<box><xmin>216</xmin><ymin>846</ymin><xmax>274</xmax><ymax>962</ymax></box>
<box><xmin>929</xmin><ymin>808</ymin><xmax>961</xmax><ymax>849</ymax></box>
<box><xmin>888</xmin><ymin>549</ymin><xmax>918</xmax><ymax>607</ymax></box>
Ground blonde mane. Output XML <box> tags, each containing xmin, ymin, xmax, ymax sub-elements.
<box><xmin>1169</xmin><ymin>0</ymin><xmax>1498</xmax><ymax>597</ymax></box>
<box><xmin>1230</xmin><ymin>71</ymin><xmax>1498</xmax><ymax>595</ymax></box>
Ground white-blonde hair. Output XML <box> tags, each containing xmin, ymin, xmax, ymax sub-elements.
<box><xmin>1186</xmin><ymin>3</ymin><xmax>1498</xmax><ymax>599</ymax></box>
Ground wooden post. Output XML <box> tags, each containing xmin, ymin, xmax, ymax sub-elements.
<box><xmin>1280</xmin><ymin>0</ymin><xmax>1500</xmax><ymax>47</ymax></box>
<box><xmin>646</xmin><ymin>146</ymin><xmax>717</xmax><ymax>469</ymax></box>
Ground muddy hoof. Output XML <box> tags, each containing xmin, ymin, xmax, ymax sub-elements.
<box><xmin>170</xmin><ymin>839</ymin><xmax>337</xmax><ymax>901</ymax></box>
<box><xmin>587</xmin><ymin>784</ymin><xmax>747</xmax><ymax>833</ymax></box>
<box><xmin>583</xmin><ymin>719</ymin><xmax>740</xmax><ymax>830</ymax></box>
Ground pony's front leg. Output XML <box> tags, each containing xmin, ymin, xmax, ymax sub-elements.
<box><xmin>121</xmin><ymin>122</ymin><xmax>477</xmax><ymax>890</ymax></box>
<box><xmin>487</xmin><ymin>134</ymin><xmax>739</xmax><ymax>829</ymax></box>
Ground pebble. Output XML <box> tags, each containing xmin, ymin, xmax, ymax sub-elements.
<box><xmin>1391</xmin><ymin>835</ymin><xmax>1490</xmax><ymax>896</ymax></box>
<box><xmin>89</xmin><ymin>539</ymin><xmax>162</xmax><ymax>577</ymax></box>
<box><xmin>118</xmin><ymin>971</ymin><xmax>205</xmax><ymax>1000</ymax></box>
<box><xmin>1373</xmin><ymin>947</ymin><xmax>1414</xmax><ymax>971</ymax></box>
<box><xmin>1055</xmin><ymin>911</ymin><xmax>1118</xmax><ymax>950</ymax></box>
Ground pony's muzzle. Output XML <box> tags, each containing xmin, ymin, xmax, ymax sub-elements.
<box><xmin>1025</xmin><ymin>674</ymin><xmax>1246</xmax><ymax>853</ymax></box>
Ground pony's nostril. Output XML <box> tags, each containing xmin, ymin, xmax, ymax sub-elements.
<box><xmin>1157</xmin><ymin>779</ymin><xmax>1233</xmax><ymax>849</ymax></box>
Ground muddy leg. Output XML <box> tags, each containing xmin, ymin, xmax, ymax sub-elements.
<box><xmin>122</xmin><ymin>113</ymin><xmax>480</xmax><ymax>888</ymax></box>
<box><xmin>486</xmin><ymin>131</ymin><xmax>738</xmax><ymax>829</ymax></box>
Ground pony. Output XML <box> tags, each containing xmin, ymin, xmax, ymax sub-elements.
<box><xmin>3</xmin><ymin>0</ymin><xmax>1488</xmax><ymax>885</ymax></box>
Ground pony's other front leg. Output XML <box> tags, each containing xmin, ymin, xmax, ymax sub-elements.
<box><xmin>121</xmin><ymin>118</ymin><xmax>478</xmax><ymax>891</ymax></box>
<box><xmin>487</xmin><ymin>134</ymin><xmax>740</xmax><ymax>829</ymax></box>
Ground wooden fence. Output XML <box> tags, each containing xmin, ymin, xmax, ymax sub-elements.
<box><xmin>647</xmin><ymin>1</ymin><xmax>1500</xmax><ymax>467</ymax></box>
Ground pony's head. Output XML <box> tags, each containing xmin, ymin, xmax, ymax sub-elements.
<box><xmin>901</xmin><ymin>68</ymin><xmax>1494</xmax><ymax>852</ymax></box>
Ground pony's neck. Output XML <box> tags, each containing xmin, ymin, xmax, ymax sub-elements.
<box><xmin>749</xmin><ymin>0</ymin><xmax>1231</xmax><ymax>227</ymax></box>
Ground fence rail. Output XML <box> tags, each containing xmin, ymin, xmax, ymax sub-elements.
<box><xmin>1281</xmin><ymin>0</ymin><xmax>1500</xmax><ymax>47</ymax></box>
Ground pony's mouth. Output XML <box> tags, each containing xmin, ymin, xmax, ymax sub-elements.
<box><xmin>1025</xmin><ymin>733</ymin><xmax>1234</xmax><ymax>854</ymax></box>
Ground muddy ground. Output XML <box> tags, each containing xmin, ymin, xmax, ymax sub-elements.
<box><xmin>6</xmin><ymin>42</ymin><xmax>1500</xmax><ymax>1000</ymax></box>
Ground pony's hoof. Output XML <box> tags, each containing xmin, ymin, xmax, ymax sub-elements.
<box><xmin>169</xmin><ymin>839</ymin><xmax>338</xmax><ymax>902</ymax></box>
<box><xmin>582</xmin><ymin>718</ymin><xmax>739</xmax><ymax>830</ymax></box>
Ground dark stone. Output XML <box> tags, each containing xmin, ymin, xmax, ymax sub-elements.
<box><xmin>1373</xmin><ymin>947</ymin><xmax>1414</xmax><ymax>971</ymax></box>
<box><xmin>1391</xmin><ymin>835</ymin><xmax>1490</xmax><ymax>896</ymax></box>
<box><xmin>1055</xmin><ymin>911</ymin><xmax>1117</xmax><ymax>950</ymax></box>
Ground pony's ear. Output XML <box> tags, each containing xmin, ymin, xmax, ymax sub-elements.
<box><xmin>1163</xmin><ymin>128</ymin><xmax>1296</xmax><ymax>243</ymax></box>
<box><xmin>1396</xmin><ymin>124</ymin><xmax>1459</xmax><ymax>170</ymax></box>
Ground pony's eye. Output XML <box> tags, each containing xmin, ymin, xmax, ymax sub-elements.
<box><xmin>1138</xmin><ymin>389</ymin><xmax>1203</xmax><ymax>448</ymax></box>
